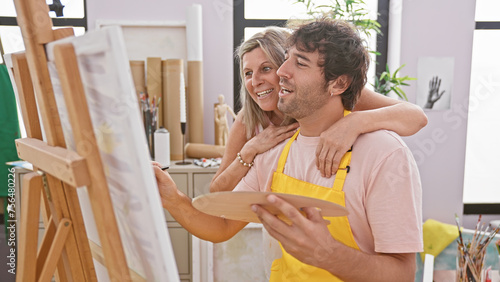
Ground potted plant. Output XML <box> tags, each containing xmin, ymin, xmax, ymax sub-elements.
<box><xmin>373</xmin><ymin>64</ymin><xmax>416</xmax><ymax>100</ymax></box>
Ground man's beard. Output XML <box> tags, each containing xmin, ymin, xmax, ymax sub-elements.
<box><xmin>278</xmin><ymin>80</ymin><xmax>329</xmax><ymax>120</ymax></box>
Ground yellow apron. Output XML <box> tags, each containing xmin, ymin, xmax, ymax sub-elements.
<box><xmin>269</xmin><ymin>110</ymin><xmax>359</xmax><ymax>282</ymax></box>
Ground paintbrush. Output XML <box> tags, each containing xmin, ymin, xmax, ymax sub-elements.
<box><xmin>479</xmin><ymin>226</ymin><xmax>500</xmax><ymax>252</ymax></box>
<box><xmin>496</xmin><ymin>239</ymin><xmax>500</xmax><ymax>256</ymax></box>
<box><xmin>455</xmin><ymin>216</ymin><xmax>500</xmax><ymax>281</ymax></box>
<box><xmin>455</xmin><ymin>214</ymin><xmax>464</xmax><ymax>247</ymax></box>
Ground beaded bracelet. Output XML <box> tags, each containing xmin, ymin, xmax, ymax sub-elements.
<box><xmin>236</xmin><ymin>152</ymin><xmax>254</xmax><ymax>168</ymax></box>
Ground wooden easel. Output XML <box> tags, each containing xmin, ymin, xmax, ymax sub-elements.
<box><xmin>10</xmin><ymin>0</ymin><xmax>133</xmax><ymax>280</ymax></box>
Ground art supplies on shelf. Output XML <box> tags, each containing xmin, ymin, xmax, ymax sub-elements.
<box><xmin>193</xmin><ymin>158</ymin><xmax>221</xmax><ymax>168</ymax></box>
<box><xmin>140</xmin><ymin>92</ymin><xmax>160</xmax><ymax>158</ymax></box>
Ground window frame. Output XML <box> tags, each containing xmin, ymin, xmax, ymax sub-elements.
<box><xmin>0</xmin><ymin>0</ymin><xmax>88</xmax><ymax>63</ymax></box>
<box><xmin>232</xmin><ymin>0</ymin><xmax>389</xmax><ymax>112</ymax></box>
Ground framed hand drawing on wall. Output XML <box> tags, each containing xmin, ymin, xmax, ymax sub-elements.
<box><xmin>416</xmin><ymin>57</ymin><xmax>455</xmax><ymax>111</ymax></box>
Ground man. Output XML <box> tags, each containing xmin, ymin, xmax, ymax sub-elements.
<box><xmin>154</xmin><ymin>18</ymin><xmax>422</xmax><ymax>281</ymax></box>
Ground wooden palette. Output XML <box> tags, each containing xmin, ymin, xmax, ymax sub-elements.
<box><xmin>192</xmin><ymin>191</ymin><xmax>348</xmax><ymax>223</ymax></box>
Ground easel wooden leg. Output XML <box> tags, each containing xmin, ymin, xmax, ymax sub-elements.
<box><xmin>36</xmin><ymin>216</ymin><xmax>55</xmax><ymax>280</ymax></box>
<box><xmin>39</xmin><ymin>218</ymin><xmax>72</xmax><ymax>282</ymax></box>
<box><xmin>17</xmin><ymin>172</ymin><xmax>42</xmax><ymax>282</ymax></box>
<box><xmin>16</xmin><ymin>173</ymin><xmax>73</xmax><ymax>282</ymax></box>
<box><xmin>44</xmin><ymin>175</ymin><xmax>89</xmax><ymax>281</ymax></box>
<box><xmin>39</xmin><ymin>193</ymin><xmax>69</xmax><ymax>282</ymax></box>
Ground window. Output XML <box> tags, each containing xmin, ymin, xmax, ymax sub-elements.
<box><xmin>232</xmin><ymin>0</ymin><xmax>388</xmax><ymax>111</ymax></box>
<box><xmin>0</xmin><ymin>0</ymin><xmax>87</xmax><ymax>64</ymax></box>
<box><xmin>462</xmin><ymin>0</ymin><xmax>500</xmax><ymax>214</ymax></box>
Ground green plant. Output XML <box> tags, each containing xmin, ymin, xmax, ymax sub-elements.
<box><xmin>372</xmin><ymin>64</ymin><xmax>416</xmax><ymax>101</ymax></box>
<box><xmin>294</xmin><ymin>0</ymin><xmax>381</xmax><ymax>38</ymax></box>
<box><xmin>293</xmin><ymin>0</ymin><xmax>415</xmax><ymax>99</ymax></box>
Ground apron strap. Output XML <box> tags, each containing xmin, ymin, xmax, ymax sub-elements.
<box><xmin>332</xmin><ymin>110</ymin><xmax>352</xmax><ymax>191</ymax></box>
<box><xmin>276</xmin><ymin>129</ymin><xmax>300</xmax><ymax>173</ymax></box>
<box><xmin>342</xmin><ymin>109</ymin><xmax>351</xmax><ymax>117</ymax></box>
<box><xmin>276</xmin><ymin>109</ymin><xmax>352</xmax><ymax>183</ymax></box>
<box><xmin>332</xmin><ymin>150</ymin><xmax>351</xmax><ymax>191</ymax></box>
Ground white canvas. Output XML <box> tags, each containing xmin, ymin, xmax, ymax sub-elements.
<box><xmin>96</xmin><ymin>21</ymin><xmax>188</xmax><ymax>61</ymax></box>
<box><xmin>45</xmin><ymin>26</ymin><xmax>179</xmax><ymax>282</ymax></box>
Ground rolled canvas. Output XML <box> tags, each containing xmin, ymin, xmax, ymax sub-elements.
<box><xmin>187</xmin><ymin>60</ymin><xmax>204</xmax><ymax>143</ymax></box>
<box><xmin>164</xmin><ymin>59</ymin><xmax>184</xmax><ymax>160</ymax></box>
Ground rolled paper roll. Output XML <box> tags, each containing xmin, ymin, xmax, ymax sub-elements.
<box><xmin>186</xmin><ymin>4</ymin><xmax>204</xmax><ymax>144</ymax></box>
<box><xmin>147</xmin><ymin>57</ymin><xmax>163</xmax><ymax>126</ymax></box>
<box><xmin>161</xmin><ymin>60</ymin><xmax>169</xmax><ymax>125</ymax></box>
<box><xmin>185</xmin><ymin>143</ymin><xmax>225</xmax><ymax>159</ymax></box>
<box><xmin>130</xmin><ymin>60</ymin><xmax>145</xmax><ymax>110</ymax></box>
<box><xmin>187</xmin><ymin>61</ymin><xmax>204</xmax><ymax>143</ymax></box>
<box><xmin>186</xmin><ymin>4</ymin><xmax>203</xmax><ymax>61</ymax></box>
<box><xmin>164</xmin><ymin>59</ymin><xmax>184</xmax><ymax>160</ymax></box>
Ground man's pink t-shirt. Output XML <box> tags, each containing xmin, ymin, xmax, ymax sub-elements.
<box><xmin>234</xmin><ymin>130</ymin><xmax>423</xmax><ymax>254</ymax></box>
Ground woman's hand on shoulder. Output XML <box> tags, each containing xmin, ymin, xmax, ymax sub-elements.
<box><xmin>243</xmin><ymin>122</ymin><xmax>299</xmax><ymax>157</ymax></box>
<box><xmin>316</xmin><ymin>113</ymin><xmax>362</xmax><ymax>178</ymax></box>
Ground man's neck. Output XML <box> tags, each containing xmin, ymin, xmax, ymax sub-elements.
<box><xmin>297</xmin><ymin>97</ymin><xmax>345</xmax><ymax>137</ymax></box>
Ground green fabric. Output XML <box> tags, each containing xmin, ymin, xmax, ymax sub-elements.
<box><xmin>0</xmin><ymin>64</ymin><xmax>21</xmax><ymax>197</ymax></box>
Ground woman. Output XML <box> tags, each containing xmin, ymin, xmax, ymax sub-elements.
<box><xmin>210</xmin><ymin>27</ymin><xmax>427</xmax><ymax>192</ymax></box>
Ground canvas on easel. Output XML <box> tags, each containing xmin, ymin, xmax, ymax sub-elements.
<box><xmin>44</xmin><ymin>26</ymin><xmax>180</xmax><ymax>282</ymax></box>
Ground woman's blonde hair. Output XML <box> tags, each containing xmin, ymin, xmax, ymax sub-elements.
<box><xmin>235</xmin><ymin>27</ymin><xmax>290</xmax><ymax>139</ymax></box>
